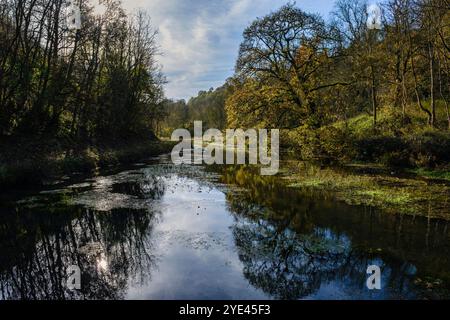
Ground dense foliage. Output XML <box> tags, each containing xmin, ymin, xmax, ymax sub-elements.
<box><xmin>227</xmin><ymin>1</ymin><xmax>449</xmax><ymax>129</ymax></box>
<box><xmin>225</xmin><ymin>0</ymin><xmax>450</xmax><ymax>168</ymax></box>
<box><xmin>0</xmin><ymin>0</ymin><xmax>165</xmax><ymax>142</ymax></box>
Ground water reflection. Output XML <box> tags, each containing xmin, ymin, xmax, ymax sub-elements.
<box><xmin>0</xmin><ymin>159</ymin><xmax>449</xmax><ymax>300</ymax></box>
<box><xmin>0</xmin><ymin>180</ymin><xmax>160</xmax><ymax>299</ymax></box>
<box><xmin>221</xmin><ymin>165</ymin><xmax>450</xmax><ymax>299</ymax></box>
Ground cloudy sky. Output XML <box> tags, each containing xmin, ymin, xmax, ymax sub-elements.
<box><xmin>120</xmin><ymin>0</ymin><xmax>336</xmax><ymax>100</ymax></box>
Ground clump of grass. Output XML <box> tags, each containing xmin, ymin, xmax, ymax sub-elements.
<box><xmin>353</xmin><ymin>189</ymin><xmax>412</xmax><ymax>207</ymax></box>
<box><xmin>411</xmin><ymin>168</ymin><xmax>450</xmax><ymax>182</ymax></box>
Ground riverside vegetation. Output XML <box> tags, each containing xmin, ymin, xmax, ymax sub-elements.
<box><xmin>0</xmin><ymin>1</ymin><xmax>172</xmax><ymax>189</ymax></box>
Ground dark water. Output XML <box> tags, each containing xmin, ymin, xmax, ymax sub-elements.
<box><xmin>0</xmin><ymin>155</ymin><xmax>449</xmax><ymax>300</ymax></box>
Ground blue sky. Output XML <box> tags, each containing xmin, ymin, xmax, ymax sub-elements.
<box><xmin>122</xmin><ymin>0</ymin><xmax>336</xmax><ymax>100</ymax></box>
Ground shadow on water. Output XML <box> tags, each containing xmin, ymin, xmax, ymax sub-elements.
<box><xmin>0</xmin><ymin>156</ymin><xmax>449</xmax><ymax>300</ymax></box>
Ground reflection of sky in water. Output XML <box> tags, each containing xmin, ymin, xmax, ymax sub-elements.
<box><xmin>1</xmin><ymin>158</ymin><xmax>449</xmax><ymax>300</ymax></box>
<box><xmin>125</xmin><ymin>174</ymin><xmax>269</xmax><ymax>300</ymax></box>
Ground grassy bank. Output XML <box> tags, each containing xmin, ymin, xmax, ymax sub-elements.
<box><xmin>285</xmin><ymin>106</ymin><xmax>450</xmax><ymax>169</ymax></box>
<box><xmin>282</xmin><ymin>161</ymin><xmax>450</xmax><ymax>220</ymax></box>
<box><xmin>279</xmin><ymin>106</ymin><xmax>450</xmax><ymax>219</ymax></box>
<box><xmin>0</xmin><ymin>138</ymin><xmax>175</xmax><ymax>191</ymax></box>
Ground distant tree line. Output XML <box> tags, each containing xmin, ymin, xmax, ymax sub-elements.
<box><xmin>0</xmin><ymin>0</ymin><xmax>165</xmax><ymax>143</ymax></box>
<box><xmin>160</xmin><ymin>86</ymin><xmax>228</xmax><ymax>136</ymax></box>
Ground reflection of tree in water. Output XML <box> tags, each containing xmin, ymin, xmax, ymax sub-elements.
<box><xmin>0</xmin><ymin>175</ymin><xmax>165</xmax><ymax>300</ymax></box>
<box><xmin>233</xmin><ymin>218</ymin><xmax>349</xmax><ymax>299</ymax></box>
<box><xmin>112</xmin><ymin>173</ymin><xmax>166</xmax><ymax>200</ymax></box>
<box><xmin>232</xmin><ymin>217</ymin><xmax>418</xmax><ymax>299</ymax></box>
<box><xmin>223</xmin><ymin>166</ymin><xmax>449</xmax><ymax>299</ymax></box>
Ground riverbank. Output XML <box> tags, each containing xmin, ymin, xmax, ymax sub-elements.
<box><xmin>277</xmin><ymin>107</ymin><xmax>450</xmax><ymax>220</ymax></box>
<box><xmin>282</xmin><ymin>161</ymin><xmax>450</xmax><ymax>220</ymax></box>
<box><xmin>0</xmin><ymin>138</ymin><xmax>175</xmax><ymax>191</ymax></box>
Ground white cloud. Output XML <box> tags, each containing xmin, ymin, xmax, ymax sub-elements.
<box><xmin>119</xmin><ymin>0</ymin><xmax>335</xmax><ymax>100</ymax></box>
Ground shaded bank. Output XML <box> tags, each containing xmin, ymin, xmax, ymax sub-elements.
<box><xmin>0</xmin><ymin>139</ymin><xmax>175</xmax><ymax>191</ymax></box>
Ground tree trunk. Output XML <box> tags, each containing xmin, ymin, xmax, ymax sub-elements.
<box><xmin>368</xmin><ymin>29</ymin><xmax>378</xmax><ymax>129</ymax></box>
<box><xmin>429</xmin><ymin>42</ymin><xmax>436</xmax><ymax>127</ymax></box>
<box><xmin>409</xmin><ymin>28</ymin><xmax>432</xmax><ymax>124</ymax></box>
<box><xmin>371</xmin><ymin>64</ymin><xmax>377</xmax><ymax>128</ymax></box>
<box><xmin>438</xmin><ymin>57</ymin><xmax>450</xmax><ymax>130</ymax></box>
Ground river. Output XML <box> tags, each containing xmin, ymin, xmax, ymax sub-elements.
<box><xmin>0</xmin><ymin>154</ymin><xmax>449</xmax><ymax>300</ymax></box>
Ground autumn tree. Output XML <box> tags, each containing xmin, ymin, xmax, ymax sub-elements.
<box><xmin>234</xmin><ymin>4</ymin><xmax>347</xmax><ymax>129</ymax></box>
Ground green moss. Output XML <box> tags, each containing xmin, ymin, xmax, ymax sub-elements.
<box><xmin>354</xmin><ymin>189</ymin><xmax>412</xmax><ymax>206</ymax></box>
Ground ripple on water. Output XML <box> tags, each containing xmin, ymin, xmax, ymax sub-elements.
<box><xmin>155</xmin><ymin>230</ymin><xmax>232</xmax><ymax>252</ymax></box>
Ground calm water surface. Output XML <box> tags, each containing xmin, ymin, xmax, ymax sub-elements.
<box><xmin>0</xmin><ymin>155</ymin><xmax>449</xmax><ymax>300</ymax></box>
